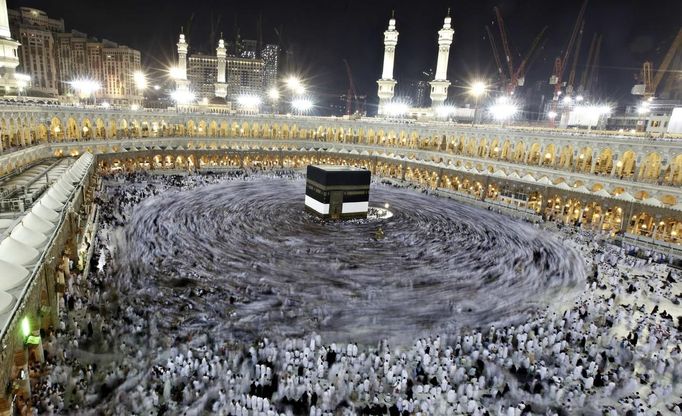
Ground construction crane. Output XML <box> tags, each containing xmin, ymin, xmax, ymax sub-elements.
<box><xmin>548</xmin><ymin>0</ymin><xmax>588</xmax><ymax>125</ymax></box>
<box><xmin>343</xmin><ymin>59</ymin><xmax>361</xmax><ymax>118</ymax></box>
<box><xmin>632</xmin><ymin>28</ymin><xmax>682</xmax><ymax>99</ymax></box>
<box><xmin>485</xmin><ymin>25</ymin><xmax>507</xmax><ymax>88</ymax></box>
<box><xmin>585</xmin><ymin>35</ymin><xmax>602</xmax><ymax>94</ymax></box>
<box><xmin>578</xmin><ymin>34</ymin><xmax>597</xmax><ymax>94</ymax></box>
<box><xmin>549</xmin><ymin>0</ymin><xmax>588</xmax><ymax>93</ymax></box>
<box><xmin>494</xmin><ymin>7</ymin><xmax>515</xmax><ymax>84</ymax></box>
<box><xmin>565</xmin><ymin>20</ymin><xmax>585</xmax><ymax>95</ymax></box>
<box><xmin>513</xmin><ymin>26</ymin><xmax>547</xmax><ymax>89</ymax></box>
<box><xmin>488</xmin><ymin>7</ymin><xmax>547</xmax><ymax>95</ymax></box>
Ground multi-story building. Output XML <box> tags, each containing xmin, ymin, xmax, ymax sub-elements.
<box><xmin>8</xmin><ymin>7</ymin><xmax>142</xmax><ymax>105</ymax></box>
<box><xmin>55</xmin><ymin>30</ymin><xmax>87</xmax><ymax>89</ymax></box>
<box><xmin>54</xmin><ymin>31</ymin><xmax>142</xmax><ymax>105</ymax></box>
<box><xmin>226</xmin><ymin>57</ymin><xmax>264</xmax><ymax>98</ymax></box>
<box><xmin>101</xmin><ymin>40</ymin><xmax>141</xmax><ymax>105</ymax></box>
<box><xmin>188</xmin><ymin>53</ymin><xmax>218</xmax><ymax>100</ymax></box>
<box><xmin>261</xmin><ymin>43</ymin><xmax>279</xmax><ymax>89</ymax></box>
<box><xmin>7</xmin><ymin>7</ymin><xmax>64</xmax><ymax>95</ymax></box>
<box><xmin>239</xmin><ymin>39</ymin><xmax>258</xmax><ymax>59</ymax></box>
<box><xmin>179</xmin><ymin>33</ymin><xmax>266</xmax><ymax>104</ymax></box>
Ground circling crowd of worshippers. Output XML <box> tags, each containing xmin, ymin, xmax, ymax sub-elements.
<box><xmin>25</xmin><ymin>168</ymin><xmax>682</xmax><ymax>415</ymax></box>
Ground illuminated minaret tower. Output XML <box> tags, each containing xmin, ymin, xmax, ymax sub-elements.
<box><xmin>175</xmin><ymin>29</ymin><xmax>190</xmax><ymax>91</ymax></box>
<box><xmin>429</xmin><ymin>10</ymin><xmax>455</xmax><ymax>108</ymax></box>
<box><xmin>214</xmin><ymin>35</ymin><xmax>227</xmax><ymax>99</ymax></box>
<box><xmin>0</xmin><ymin>0</ymin><xmax>20</xmax><ymax>94</ymax></box>
<box><xmin>376</xmin><ymin>14</ymin><xmax>398</xmax><ymax>115</ymax></box>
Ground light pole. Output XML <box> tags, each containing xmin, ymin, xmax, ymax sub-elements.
<box><xmin>468</xmin><ymin>81</ymin><xmax>487</xmax><ymax>126</ymax></box>
<box><xmin>291</xmin><ymin>97</ymin><xmax>313</xmax><ymax>116</ymax></box>
<box><xmin>70</xmin><ymin>78</ymin><xmax>101</xmax><ymax>106</ymax></box>
<box><xmin>133</xmin><ymin>70</ymin><xmax>147</xmax><ymax>108</ymax></box>
<box><xmin>268</xmin><ymin>87</ymin><xmax>280</xmax><ymax>114</ymax></box>
<box><xmin>488</xmin><ymin>96</ymin><xmax>518</xmax><ymax>127</ymax></box>
<box><xmin>14</xmin><ymin>73</ymin><xmax>31</xmax><ymax>98</ymax></box>
<box><xmin>171</xmin><ymin>89</ymin><xmax>195</xmax><ymax>113</ymax></box>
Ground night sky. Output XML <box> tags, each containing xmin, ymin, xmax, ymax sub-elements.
<box><xmin>9</xmin><ymin>0</ymin><xmax>682</xmax><ymax>109</ymax></box>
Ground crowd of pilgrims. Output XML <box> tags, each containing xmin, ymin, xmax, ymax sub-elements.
<box><xmin>27</xmin><ymin>168</ymin><xmax>682</xmax><ymax>415</ymax></box>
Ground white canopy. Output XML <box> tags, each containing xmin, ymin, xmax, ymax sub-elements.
<box><xmin>522</xmin><ymin>174</ymin><xmax>536</xmax><ymax>182</ymax></box>
<box><xmin>556</xmin><ymin>182</ymin><xmax>572</xmax><ymax>190</ymax></box>
<box><xmin>0</xmin><ymin>260</ymin><xmax>29</xmax><ymax>291</ymax></box>
<box><xmin>39</xmin><ymin>195</ymin><xmax>64</xmax><ymax>212</ymax></box>
<box><xmin>0</xmin><ymin>237</ymin><xmax>40</xmax><ymax>266</ymax></box>
<box><xmin>671</xmin><ymin>203</ymin><xmax>682</xmax><ymax>212</ymax></box>
<box><xmin>493</xmin><ymin>170</ymin><xmax>507</xmax><ymax>178</ymax></box>
<box><xmin>574</xmin><ymin>185</ymin><xmax>591</xmax><ymax>194</ymax></box>
<box><xmin>616</xmin><ymin>192</ymin><xmax>636</xmax><ymax>202</ymax></box>
<box><xmin>62</xmin><ymin>171</ymin><xmax>80</xmax><ymax>183</ymax></box>
<box><xmin>0</xmin><ymin>291</ymin><xmax>14</xmax><ymax>315</ymax></box>
<box><xmin>537</xmin><ymin>177</ymin><xmax>552</xmax><ymax>185</ymax></box>
<box><xmin>57</xmin><ymin>179</ymin><xmax>75</xmax><ymax>193</ymax></box>
<box><xmin>594</xmin><ymin>188</ymin><xmax>612</xmax><ymax>198</ymax></box>
<box><xmin>643</xmin><ymin>197</ymin><xmax>663</xmax><ymax>207</ymax></box>
<box><xmin>31</xmin><ymin>203</ymin><xmax>59</xmax><ymax>222</ymax></box>
<box><xmin>10</xmin><ymin>224</ymin><xmax>47</xmax><ymax>249</ymax></box>
<box><xmin>47</xmin><ymin>187</ymin><xmax>69</xmax><ymax>203</ymax></box>
<box><xmin>22</xmin><ymin>212</ymin><xmax>55</xmax><ymax>234</ymax></box>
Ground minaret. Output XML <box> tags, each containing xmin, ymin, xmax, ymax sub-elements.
<box><xmin>175</xmin><ymin>29</ymin><xmax>190</xmax><ymax>91</ymax></box>
<box><xmin>376</xmin><ymin>14</ymin><xmax>398</xmax><ymax>115</ymax></box>
<box><xmin>429</xmin><ymin>11</ymin><xmax>455</xmax><ymax>108</ymax></box>
<box><xmin>0</xmin><ymin>0</ymin><xmax>21</xmax><ymax>94</ymax></box>
<box><xmin>214</xmin><ymin>34</ymin><xmax>227</xmax><ymax>99</ymax></box>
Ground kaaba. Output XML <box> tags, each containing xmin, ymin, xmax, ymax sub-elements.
<box><xmin>305</xmin><ymin>165</ymin><xmax>371</xmax><ymax>219</ymax></box>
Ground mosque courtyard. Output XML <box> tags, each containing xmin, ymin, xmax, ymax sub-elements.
<box><xmin>30</xmin><ymin>168</ymin><xmax>682</xmax><ymax>415</ymax></box>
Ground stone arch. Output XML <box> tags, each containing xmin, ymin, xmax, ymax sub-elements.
<box><xmin>527</xmin><ymin>142</ymin><xmax>542</xmax><ymax>165</ymax></box>
<box><xmin>81</xmin><ymin>117</ymin><xmax>93</xmax><ymax>140</ymax></box>
<box><xmin>198</xmin><ymin>120</ymin><xmax>208</xmax><ymax>137</ymax></box>
<box><xmin>615</xmin><ymin>150</ymin><xmax>636</xmax><ymax>179</ymax></box>
<box><xmin>477</xmin><ymin>138</ymin><xmax>488</xmax><ymax>157</ymax></box>
<box><xmin>36</xmin><ymin>124</ymin><xmax>48</xmax><ymax>143</ymax></box>
<box><xmin>65</xmin><ymin>117</ymin><xmax>79</xmax><ymax>140</ymax></box>
<box><xmin>94</xmin><ymin>118</ymin><xmax>106</xmax><ymax>139</ymax></box>
<box><xmin>208</xmin><ymin>121</ymin><xmax>218</xmax><ymax>137</ymax></box>
<box><xmin>542</xmin><ymin>143</ymin><xmax>556</xmax><ymax>167</ymax></box>
<box><xmin>488</xmin><ymin>138</ymin><xmax>500</xmax><ymax>159</ymax></box>
<box><xmin>638</xmin><ymin>152</ymin><xmax>662</xmax><ymax>182</ymax></box>
<box><xmin>187</xmin><ymin>120</ymin><xmax>197</xmax><ymax>137</ymax></box>
<box><xmin>575</xmin><ymin>147</ymin><xmax>592</xmax><ymax>173</ymax></box>
<box><xmin>500</xmin><ymin>140</ymin><xmax>512</xmax><ymax>161</ymax></box>
<box><xmin>557</xmin><ymin>144</ymin><xmax>573</xmax><ymax>169</ymax></box>
<box><xmin>49</xmin><ymin>117</ymin><xmax>63</xmax><ymax>141</ymax></box>
<box><xmin>664</xmin><ymin>154</ymin><xmax>682</xmax><ymax>185</ymax></box>
<box><xmin>594</xmin><ymin>148</ymin><xmax>613</xmax><ymax>175</ymax></box>
<box><xmin>512</xmin><ymin>141</ymin><xmax>526</xmax><ymax>163</ymax></box>
<box><xmin>107</xmin><ymin>119</ymin><xmax>117</xmax><ymax>138</ymax></box>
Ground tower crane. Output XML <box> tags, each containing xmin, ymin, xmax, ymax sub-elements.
<box><xmin>514</xmin><ymin>26</ymin><xmax>547</xmax><ymax>89</ymax></box>
<box><xmin>487</xmin><ymin>7</ymin><xmax>547</xmax><ymax>95</ymax></box>
<box><xmin>548</xmin><ymin>0</ymin><xmax>588</xmax><ymax>125</ymax></box>
<box><xmin>585</xmin><ymin>35</ymin><xmax>602</xmax><ymax>93</ymax></box>
<box><xmin>632</xmin><ymin>28</ymin><xmax>682</xmax><ymax>99</ymax></box>
<box><xmin>485</xmin><ymin>25</ymin><xmax>507</xmax><ymax>88</ymax></box>
<box><xmin>343</xmin><ymin>59</ymin><xmax>362</xmax><ymax>117</ymax></box>
<box><xmin>565</xmin><ymin>20</ymin><xmax>585</xmax><ymax>95</ymax></box>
